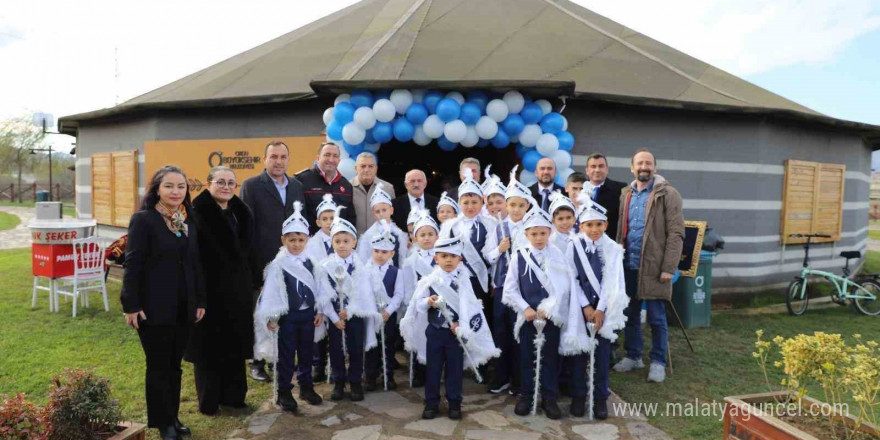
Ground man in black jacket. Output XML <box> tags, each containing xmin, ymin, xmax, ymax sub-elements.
<box><xmin>239</xmin><ymin>140</ymin><xmax>305</xmax><ymax>382</ymax></box>
<box><xmin>391</xmin><ymin>169</ymin><xmax>439</xmax><ymax>231</ymax></box>
<box><xmin>295</xmin><ymin>142</ymin><xmax>355</xmax><ymax>234</ymax></box>
<box><xmin>584</xmin><ymin>153</ymin><xmax>626</xmax><ymax>241</ymax></box>
<box><xmin>529</xmin><ymin>157</ymin><xmax>564</xmax><ymax>212</ymax></box>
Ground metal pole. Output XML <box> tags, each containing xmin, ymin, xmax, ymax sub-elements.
<box><xmin>48</xmin><ymin>144</ymin><xmax>53</xmax><ymax>201</ymax></box>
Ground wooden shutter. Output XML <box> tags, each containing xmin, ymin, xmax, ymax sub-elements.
<box><xmin>90</xmin><ymin>150</ymin><xmax>139</xmax><ymax>227</ymax></box>
<box><xmin>781</xmin><ymin>160</ymin><xmax>845</xmax><ymax>244</ymax></box>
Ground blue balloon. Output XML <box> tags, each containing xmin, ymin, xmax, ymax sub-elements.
<box><xmin>350</xmin><ymin>89</ymin><xmax>374</xmax><ymax>108</ymax></box>
<box><xmin>522</xmin><ymin>150</ymin><xmax>542</xmax><ymax>172</ymax></box>
<box><xmin>521</xmin><ymin>103</ymin><xmax>543</xmax><ymax>124</ymax></box>
<box><xmin>423</xmin><ymin>91</ymin><xmax>444</xmax><ymax>113</ymax></box>
<box><xmin>327</xmin><ymin>120</ymin><xmax>343</xmax><ymax>141</ymax></box>
<box><xmin>435</xmin><ymin>98</ymin><xmax>461</xmax><ymax>123</ymax></box>
<box><xmin>476</xmin><ymin>138</ymin><xmax>490</xmax><ymax>148</ymax></box>
<box><xmin>540</xmin><ymin>112</ymin><xmax>565</xmax><ymax>134</ymax></box>
<box><xmin>344</xmin><ymin>141</ymin><xmax>364</xmax><ymax>157</ymax></box>
<box><xmin>466</xmin><ymin>91</ymin><xmax>489</xmax><ymax>112</ymax></box>
<box><xmin>555</xmin><ymin>173</ymin><xmax>568</xmax><ymax>187</ymax></box>
<box><xmin>374</xmin><ymin>89</ymin><xmax>391</xmax><ymax>100</ymax></box>
<box><xmin>364</xmin><ymin>143</ymin><xmax>380</xmax><ymax>153</ymax></box>
<box><xmin>491</xmin><ymin>130</ymin><xmax>510</xmax><ymax>149</ymax></box>
<box><xmin>515</xmin><ymin>143</ymin><xmax>534</xmax><ymax>158</ymax></box>
<box><xmin>372</xmin><ymin>122</ymin><xmax>393</xmax><ymax>144</ymax></box>
<box><xmin>405</xmin><ymin>103</ymin><xmax>429</xmax><ymax>125</ymax></box>
<box><xmin>460</xmin><ymin>103</ymin><xmax>482</xmax><ymax>125</ymax></box>
<box><xmin>393</xmin><ymin>118</ymin><xmax>415</xmax><ymax>142</ymax></box>
<box><xmin>502</xmin><ymin>114</ymin><xmax>525</xmax><ymax>136</ymax></box>
<box><xmin>364</xmin><ymin>129</ymin><xmax>377</xmax><ymax>145</ymax></box>
<box><xmin>437</xmin><ymin>136</ymin><xmax>457</xmax><ymax>151</ymax></box>
<box><xmin>334</xmin><ymin>102</ymin><xmax>355</xmax><ymax>124</ymax></box>
<box><xmin>557</xmin><ymin>131</ymin><xmax>574</xmax><ymax>151</ymax></box>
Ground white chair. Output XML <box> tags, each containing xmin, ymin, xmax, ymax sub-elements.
<box><xmin>54</xmin><ymin>237</ymin><xmax>108</xmax><ymax>317</ymax></box>
<box><xmin>32</xmin><ymin>276</ymin><xmax>58</xmax><ymax>312</ymax></box>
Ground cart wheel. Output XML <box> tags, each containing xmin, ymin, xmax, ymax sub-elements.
<box><xmin>786</xmin><ymin>278</ymin><xmax>809</xmax><ymax>316</ymax></box>
<box><xmin>853</xmin><ymin>278</ymin><xmax>880</xmax><ymax>316</ymax></box>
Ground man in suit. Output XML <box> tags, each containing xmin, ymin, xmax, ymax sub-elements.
<box><xmin>350</xmin><ymin>152</ymin><xmax>395</xmax><ymax>235</ymax></box>
<box><xmin>392</xmin><ymin>169</ymin><xmax>439</xmax><ymax>231</ymax></box>
<box><xmin>585</xmin><ymin>153</ymin><xmax>626</xmax><ymax>241</ymax></box>
<box><xmin>529</xmin><ymin>157</ymin><xmax>564</xmax><ymax>212</ymax></box>
<box><xmin>446</xmin><ymin>158</ymin><xmax>482</xmax><ymax>201</ymax></box>
<box><xmin>240</xmin><ymin>140</ymin><xmax>305</xmax><ymax>383</ymax></box>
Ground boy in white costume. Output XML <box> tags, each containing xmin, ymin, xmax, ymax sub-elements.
<box><xmin>357</xmin><ymin>182</ymin><xmax>409</xmax><ymax>267</ymax></box>
<box><xmin>306</xmin><ymin>193</ymin><xmax>338</xmax><ymax>381</ymax></box>
<box><xmin>400</xmin><ymin>210</ymin><xmax>440</xmax><ymax>387</ymax></box>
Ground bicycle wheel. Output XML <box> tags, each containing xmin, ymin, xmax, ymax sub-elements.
<box><xmin>786</xmin><ymin>278</ymin><xmax>809</xmax><ymax>316</ymax></box>
<box><xmin>853</xmin><ymin>278</ymin><xmax>880</xmax><ymax>316</ymax></box>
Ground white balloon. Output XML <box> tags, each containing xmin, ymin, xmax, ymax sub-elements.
<box><xmin>365</xmin><ymin>143</ymin><xmax>381</xmax><ymax>153</ymax></box>
<box><xmin>445</xmin><ymin>91</ymin><xmax>465</xmax><ymax>106</ymax></box>
<box><xmin>552</xmin><ymin>150</ymin><xmax>572</xmax><ymax>170</ymax></box>
<box><xmin>338</xmin><ymin>158</ymin><xmax>356</xmax><ymax>179</ymax></box>
<box><xmin>372</xmin><ymin>99</ymin><xmax>396</xmax><ymax>123</ymax></box>
<box><xmin>503</xmin><ymin>90</ymin><xmax>525</xmax><ymax>114</ymax></box>
<box><xmin>411</xmin><ymin>89</ymin><xmax>426</xmax><ymax>104</ymax></box>
<box><xmin>390</xmin><ymin>89</ymin><xmax>413</xmax><ymax>114</ymax></box>
<box><xmin>535</xmin><ymin>99</ymin><xmax>552</xmax><ymax>115</ymax></box>
<box><xmin>486</xmin><ymin>99</ymin><xmax>509</xmax><ymax>122</ymax></box>
<box><xmin>444</xmin><ymin>120</ymin><xmax>467</xmax><ymax>143</ymax></box>
<box><xmin>519</xmin><ymin>124</ymin><xmax>542</xmax><ymax>147</ymax></box>
<box><xmin>475</xmin><ymin>116</ymin><xmax>499</xmax><ymax>139</ymax></box>
<box><xmin>536</xmin><ymin>133</ymin><xmax>560</xmax><ymax>156</ymax></box>
<box><xmin>323</xmin><ymin>107</ymin><xmax>335</xmax><ymax>125</ymax></box>
<box><xmin>334</xmin><ymin>94</ymin><xmax>351</xmax><ymax>105</ymax></box>
<box><xmin>562</xmin><ymin>116</ymin><xmax>569</xmax><ymax>131</ymax></box>
<box><xmin>461</xmin><ymin>126</ymin><xmax>479</xmax><ymax>147</ymax></box>
<box><xmin>342</xmin><ymin>122</ymin><xmax>366</xmax><ymax>145</ymax></box>
<box><xmin>423</xmin><ymin>115</ymin><xmax>445</xmax><ymax>139</ymax></box>
<box><xmin>519</xmin><ymin>170</ymin><xmax>538</xmax><ymax>186</ymax></box>
<box><xmin>339</xmin><ymin>145</ymin><xmax>350</xmax><ymax>159</ymax></box>
<box><xmin>353</xmin><ymin>107</ymin><xmax>376</xmax><ymax>130</ymax></box>
<box><xmin>413</xmin><ymin>125</ymin><xmax>432</xmax><ymax>146</ymax></box>
<box><xmin>558</xmin><ymin>167</ymin><xmax>574</xmax><ymax>182</ymax></box>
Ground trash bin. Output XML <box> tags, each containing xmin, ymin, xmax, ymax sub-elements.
<box><xmin>671</xmin><ymin>250</ymin><xmax>715</xmax><ymax>328</ymax></box>
<box><xmin>35</xmin><ymin>190</ymin><xmax>50</xmax><ymax>202</ymax></box>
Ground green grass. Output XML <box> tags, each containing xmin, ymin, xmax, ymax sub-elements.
<box><xmin>0</xmin><ymin>211</ymin><xmax>20</xmax><ymax>231</ymax></box>
<box><xmin>0</xmin><ymin>201</ymin><xmax>76</xmax><ymax>217</ymax></box>
<box><xmin>870</xmin><ymin>230</ymin><xmax>880</xmax><ymax>241</ymax></box>
<box><xmin>0</xmin><ymin>248</ymin><xmax>269</xmax><ymax>439</ymax></box>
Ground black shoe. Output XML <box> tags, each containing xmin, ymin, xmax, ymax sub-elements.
<box><xmin>514</xmin><ymin>397</ymin><xmax>532</xmax><ymax>416</ymax></box>
<box><xmin>173</xmin><ymin>419</ymin><xmax>191</xmax><ymax>436</ymax></box>
<box><xmin>299</xmin><ymin>385</ymin><xmax>323</xmax><ymax>405</ymax></box>
<box><xmin>159</xmin><ymin>426</ymin><xmax>178</xmax><ymax>440</ymax></box>
<box><xmin>313</xmin><ymin>367</ymin><xmax>328</xmax><ymax>383</ymax></box>
<box><xmin>350</xmin><ymin>382</ymin><xmax>364</xmax><ymax>401</ymax></box>
<box><xmin>364</xmin><ymin>377</ymin><xmax>378</xmax><ymax>392</ymax></box>
<box><xmin>570</xmin><ymin>397</ymin><xmax>586</xmax><ymax>417</ymax></box>
<box><xmin>542</xmin><ymin>399</ymin><xmax>562</xmax><ymax>420</ymax></box>
<box><xmin>330</xmin><ymin>382</ymin><xmax>345</xmax><ymax>401</ymax></box>
<box><xmin>488</xmin><ymin>378</ymin><xmax>510</xmax><ymax>394</ymax></box>
<box><xmin>249</xmin><ymin>364</ymin><xmax>270</xmax><ymax>383</ymax></box>
<box><xmin>411</xmin><ymin>374</ymin><xmax>425</xmax><ymax>388</ymax></box>
<box><xmin>385</xmin><ymin>376</ymin><xmax>397</xmax><ymax>390</ymax></box>
<box><xmin>422</xmin><ymin>405</ymin><xmax>438</xmax><ymax>419</ymax></box>
<box><xmin>594</xmin><ymin>398</ymin><xmax>608</xmax><ymax>420</ymax></box>
<box><xmin>276</xmin><ymin>390</ymin><xmax>298</xmax><ymax>413</ymax></box>
<box><xmin>448</xmin><ymin>402</ymin><xmax>462</xmax><ymax>420</ymax></box>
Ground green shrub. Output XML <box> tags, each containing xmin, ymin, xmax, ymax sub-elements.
<box><xmin>43</xmin><ymin>369</ymin><xmax>122</xmax><ymax>440</ymax></box>
<box><xmin>0</xmin><ymin>393</ymin><xmax>48</xmax><ymax>440</ymax></box>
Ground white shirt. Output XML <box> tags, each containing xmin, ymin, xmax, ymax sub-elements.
<box><xmin>408</xmin><ymin>193</ymin><xmax>426</xmax><ymax>212</ymax></box>
<box><xmin>371</xmin><ymin>261</ymin><xmax>404</xmax><ymax>315</ymax></box>
<box><xmin>273</xmin><ymin>175</ymin><xmax>289</xmax><ymax>205</ymax></box>
<box><xmin>588</xmin><ymin>180</ymin><xmax>605</xmax><ymax>200</ymax></box>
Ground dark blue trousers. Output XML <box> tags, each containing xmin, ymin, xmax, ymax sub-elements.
<box><xmin>424</xmin><ymin>324</ymin><xmax>463</xmax><ymax>406</ymax></box>
<box><xmin>328</xmin><ymin>316</ymin><xmax>365</xmax><ymax>384</ymax></box>
<box><xmin>491</xmin><ymin>287</ymin><xmax>518</xmax><ymax>387</ymax></box>
<box><xmin>569</xmin><ymin>335</ymin><xmax>611</xmax><ymax>401</ymax></box>
<box><xmin>623</xmin><ymin>269</ymin><xmax>668</xmax><ymax>365</ymax></box>
<box><xmin>518</xmin><ymin>320</ymin><xmax>560</xmax><ymax>401</ymax></box>
<box><xmin>277</xmin><ymin>308</ymin><xmax>316</xmax><ymax>392</ymax></box>
<box><xmin>365</xmin><ymin>312</ymin><xmax>398</xmax><ymax>380</ymax></box>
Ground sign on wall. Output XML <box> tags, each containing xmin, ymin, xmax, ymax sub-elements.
<box><xmin>144</xmin><ymin>136</ymin><xmax>324</xmax><ymax>195</ymax></box>
<box><xmin>781</xmin><ymin>159</ymin><xmax>845</xmax><ymax>245</ymax></box>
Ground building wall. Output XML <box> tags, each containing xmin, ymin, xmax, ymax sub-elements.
<box><xmin>70</xmin><ymin>99</ymin><xmax>871</xmax><ymax>291</ymax></box>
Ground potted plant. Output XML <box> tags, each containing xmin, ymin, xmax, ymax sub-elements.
<box><xmin>723</xmin><ymin>331</ymin><xmax>879</xmax><ymax>440</ymax></box>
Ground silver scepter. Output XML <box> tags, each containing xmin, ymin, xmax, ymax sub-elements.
<box><xmin>374</xmin><ymin>282</ymin><xmax>389</xmax><ymax>391</ymax></box>
<box><xmin>332</xmin><ymin>264</ymin><xmax>349</xmax><ymax>361</ymax></box>
<box><xmin>587</xmin><ymin>321</ymin><xmax>598</xmax><ymax>421</ymax></box>
<box><xmin>531</xmin><ymin>318</ymin><xmax>547</xmax><ymax>416</ymax></box>
<box><xmin>434</xmin><ymin>295</ymin><xmax>483</xmax><ymax>383</ymax></box>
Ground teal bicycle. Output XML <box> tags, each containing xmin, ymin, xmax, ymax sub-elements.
<box><xmin>786</xmin><ymin>234</ymin><xmax>880</xmax><ymax>316</ymax></box>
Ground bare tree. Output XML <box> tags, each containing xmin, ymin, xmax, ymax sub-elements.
<box><xmin>0</xmin><ymin>116</ymin><xmax>46</xmax><ymax>202</ymax></box>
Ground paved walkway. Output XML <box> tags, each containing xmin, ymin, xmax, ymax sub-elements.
<box><xmin>228</xmin><ymin>361</ymin><xmax>671</xmax><ymax>440</ymax></box>
<box><xmin>0</xmin><ymin>206</ymin><xmax>35</xmax><ymax>250</ymax></box>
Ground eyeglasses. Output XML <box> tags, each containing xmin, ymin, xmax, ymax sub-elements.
<box><xmin>211</xmin><ymin>180</ymin><xmax>237</xmax><ymax>189</ymax></box>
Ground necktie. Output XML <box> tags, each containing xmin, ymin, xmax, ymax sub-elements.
<box><xmin>542</xmin><ymin>189</ymin><xmax>550</xmax><ymax>211</ymax></box>
<box><xmin>592</xmin><ymin>186</ymin><xmax>599</xmax><ymax>201</ymax></box>
<box><xmin>324</xmin><ymin>240</ymin><xmax>332</xmax><ymax>255</ymax></box>
<box><xmin>415</xmin><ymin>197</ymin><xmax>421</xmax><ymax>208</ymax></box>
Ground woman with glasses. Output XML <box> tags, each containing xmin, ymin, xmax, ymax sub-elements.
<box><xmin>185</xmin><ymin>166</ymin><xmax>262</xmax><ymax>415</ymax></box>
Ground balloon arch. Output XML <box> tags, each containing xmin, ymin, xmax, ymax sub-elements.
<box><xmin>323</xmin><ymin>89</ymin><xmax>575</xmax><ymax>187</ymax></box>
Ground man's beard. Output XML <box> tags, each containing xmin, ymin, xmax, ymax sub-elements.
<box><xmin>637</xmin><ymin>171</ymin><xmax>652</xmax><ymax>182</ymax></box>
<box><xmin>539</xmin><ymin>175</ymin><xmax>554</xmax><ymax>184</ymax></box>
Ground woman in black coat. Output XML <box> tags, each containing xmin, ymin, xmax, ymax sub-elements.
<box><xmin>122</xmin><ymin>165</ymin><xmax>206</xmax><ymax>440</ymax></box>
<box><xmin>185</xmin><ymin>166</ymin><xmax>262</xmax><ymax>415</ymax></box>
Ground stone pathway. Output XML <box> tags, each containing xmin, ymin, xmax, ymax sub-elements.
<box><xmin>0</xmin><ymin>206</ymin><xmax>34</xmax><ymax>250</ymax></box>
<box><xmin>230</xmin><ymin>361</ymin><xmax>671</xmax><ymax>440</ymax></box>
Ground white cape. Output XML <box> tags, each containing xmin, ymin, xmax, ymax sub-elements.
<box><xmin>319</xmin><ymin>253</ymin><xmax>380</xmax><ymax>351</ymax></box>
<box><xmin>501</xmin><ymin>246</ymin><xmax>571</xmax><ymax>343</ymax></box>
<box><xmin>357</xmin><ymin>221</ymin><xmax>409</xmax><ymax>265</ymax></box>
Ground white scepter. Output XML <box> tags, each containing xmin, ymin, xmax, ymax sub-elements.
<box><xmin>587</xmin><ymin>321</ymin><xmax>598</xmax><ymax>421</ymax></box>
<box><xmin>434</xmin><ymin>295</ymin><xmax>483</xmax><ymax>383</ymax></box>
<box><xmin>374</xmin><ymin>277</ymin><xmax>389</xmax><ymax>391</ymax></box>
<box><xmin>332</xmin><ymin>264</ymin><xmax>349</xmax><ymax>361</ymax></box>
<box><xmin>531</xmin><ymin>318</ymin><xmax>547</xmax><ymax>416</ymax></box>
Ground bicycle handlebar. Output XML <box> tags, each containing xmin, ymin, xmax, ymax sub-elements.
<box><xmin>789</xmin><ymin>234</ymin><xmax>831</xmax><ymax>238</ymax></box>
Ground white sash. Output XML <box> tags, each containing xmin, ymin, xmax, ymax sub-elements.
<box><xmin>322</xmin><ymin>258</ymin><xmax>353</xmax><ymax>304</ymax></box>
<box><xmin>279</xmin><ymin>256</ymin><xmax>317</xmax><ymax>296</ymax></box>
<box><xmin>427</xmin><ymin>275</ymin><xmax>463</xmax><ymax>318</ymax></box>
<box><xmin>370</xmin><ymin>264</ymin><xmax>391</xmax><ymax>308</ymax></box>
<box><xmin>454</xmin><ymin>219</ymin><xmax>489</xmax><ymax>291</ymax></box>
<box><xmin>571</xmin><ymin>235</ymin><xmax>603</xmax><ymax>298</ymax></box>
<box><xmin>518</xmin><ymin>248</ymin><xmax>557</xmax><ymax>300</ymax></box>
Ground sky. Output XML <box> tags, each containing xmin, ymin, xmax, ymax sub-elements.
<box><xmin>1</xmin><ymin>0</ymin><xmax>879</xmax><ymax>163</ymax></box>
